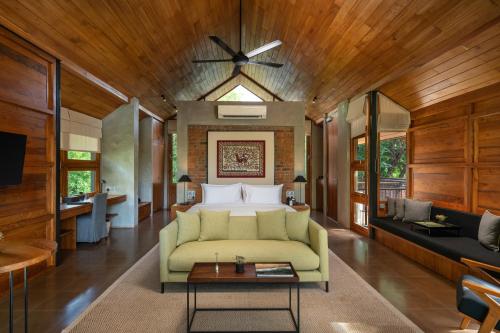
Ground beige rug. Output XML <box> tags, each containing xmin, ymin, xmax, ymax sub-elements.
<box><xmin>63</xmin><ymin>245</ymin><xmax>424</xmax><ymax>333</ymax></box>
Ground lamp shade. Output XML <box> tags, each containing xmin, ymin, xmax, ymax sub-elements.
<box><xmin>178</xmin><ymin>175</ymin><xmax>192</xmax><ymax>183</ymax></box>
<box><xmin>293</xmin><ymin>175</ymin><xmax>307</xmax><ymax>183</ymax></box>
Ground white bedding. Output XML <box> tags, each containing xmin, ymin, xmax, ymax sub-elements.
<box><xmin>187</xmin><ymin>203</ymin><xmax>296</xmax><ymax>216</ymax></box>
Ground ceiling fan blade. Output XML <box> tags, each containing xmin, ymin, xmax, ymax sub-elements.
<box><xmin>232</xmin><ymin>65</ymin><xmax>241</xmax><ymax>77</ymax></box>
<box><xmin>192</xmin><ymin>59</ymin><xmax>233</xmax><ymax>63</ymax></box>
<box><xmin>209</xmin><ymin>36</ymin><xmax>237</xmax><ymax>57</ymax></box>
<box><xmin>246</xmin><ymin>40</ymin><xmax>282</xmax><ymax>58</ymax></box>
<box><xmin>248</xmin><ymin>61</ymin><xmax>283</xmax><ymax>68</ymax></box>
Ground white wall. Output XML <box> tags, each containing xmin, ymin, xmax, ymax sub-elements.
<box><xmin>175</xmin><ymin>101</ymin><xmax>306</xmax><ymax>201</ymax></box>
<box><xmin>101</xmin><ymin>98</ymin><xmax>139</xmax><ymax>228</ymax></box>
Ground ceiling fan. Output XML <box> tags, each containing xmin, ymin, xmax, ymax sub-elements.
<box><xmin>192</xmin><ymin>0</ymin><xmax>283</xmax><ymax>77</ymax></box>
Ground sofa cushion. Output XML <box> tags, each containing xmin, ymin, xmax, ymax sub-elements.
<box><xmin>478</xmin><ymin>210</ymin><xmax>500</xmax><ymax>251</ymax></box>
<box><xmin>387</xmin><ymin>197</ymin><xmax>396</xmax><ymax>217</ymax></box>
<box><xmin>394</xmin><ymin>198</ymin><xmax>405</xmax><ymax>220</ymax></box>
<box><xmin>228</xmin><ymin>216</ymin><xmax>258</xmax><ymax>240</ymax></box>
<box><xmin>256</xmin><ymin>209</ymin><xmax>289</xmax><ymax>241</ymax></box>
<box><xmin>176</xmin><ymin>211</ymin><xmax>200</xmax><ymax>246</ymax></box>
<box><xmin>169</xmin><ymin>240</ymin><xmax>320</xmax><ymax>272</ymax></box>
<box><xmin>199</xmin><ymin>209</ymin><xmax>230</xmax><ymax>241</ymax></box>
<box><xmin>457</xmin><ymin>274</ymin><xmax>500</xmax><ymax>330</ymax></box>
<box><xmin>286</xmin><ymin>209</ymin><xmax>310</xmax><ymax>244</ymax></box>
<box><xmin>403</xmin><ymin>198</ymin><xmax>432</xmax><ymax>222</ymax></box>
<box><xmin>371</xmin><ymin>217</ymin><xmax>500</xmax><ymax>268</ymax></box>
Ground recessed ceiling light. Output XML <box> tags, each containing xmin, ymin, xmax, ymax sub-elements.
<box><xmin>312</xmin><ymin>96</ymin><xmax>318</xmax><ymax>104</ymax></box>
<box><xmin>161</xmin><ymin>94</ymin><xmax>167</xmax><ymax>102</ymax></box>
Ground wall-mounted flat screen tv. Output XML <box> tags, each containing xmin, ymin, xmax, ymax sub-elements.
<box><xmin>0</xmin><ymin>131</ymin><xmax>27</xmax><ymax>186</ymax></box>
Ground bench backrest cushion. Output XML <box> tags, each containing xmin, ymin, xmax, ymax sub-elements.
<box><xmin>431</xmin><ymin>206</ymin><xmax>481</xmax><ymax>239</ymax></box>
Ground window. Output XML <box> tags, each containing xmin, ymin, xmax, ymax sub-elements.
<box><xmin>353</xmin><ymin>137</ymin><xmax>366</xmax><ymax>161</ymax></box>
<box><xmin>379</xmin><ymin>132</ymin><xmax>407</xmax><ymax>201</ymax></box>
<box><xmin>354</xmin><ymin>171</ymin><xmax>366</xmax><ymax>194</ymax></box>
<box><xmin>171</xmin><ymin>133</ymin><xmax>178</xmax><ymax>184</ymax></box>
<box><xmin>217</xmin><ymin>85</ymin><xmax>263</xmax><ymax>102</ymax></box>
<box><xmin>61</xmin><ymin>150</ymin><xmax>101</xmax><ymax>197</ymax></box>
<box><xmin>68</xmin><ymin>170</ymin><xmax>96</xmax><ymax>196</ymax></box>
<box><xmin>67</xmin><ymin>150</ymin><xmax>94</xmax><ymax>161</ymax></box>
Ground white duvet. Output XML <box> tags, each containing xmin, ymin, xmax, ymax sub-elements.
<box><xmin>187</xmin><ymin>203</ymin><xmax>296</xmax><ymax>216</ymax></box>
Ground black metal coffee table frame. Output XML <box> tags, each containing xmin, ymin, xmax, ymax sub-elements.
<box><xmin>410</xmin><ymin>221</ymin><xmax>461</xmax><ymax>237</ymax></box>
<box><xmin>186</xmin><ymin>282</ymin><xmax>300</xmax><ymax>333</ymax></box>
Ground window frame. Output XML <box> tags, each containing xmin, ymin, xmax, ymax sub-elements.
<box><xmin>60</xmin><ymin>150</ymin><xmax>101</xmax><ymax>197</ymax></box>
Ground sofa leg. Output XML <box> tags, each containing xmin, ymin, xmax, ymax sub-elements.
<box><xmin>161</xmin><ymin>282</ymin><xmax>165</xmax><ymax>294</ymax></box>
<box><xmin>325</xmin><ymin>281</ymin><xmax>329</xmax><ymax>292</ymax></box>
<box><xmin>459</xmin><ymin>316</ymin><xmax>470</xmax><ymax>329</ymax></box>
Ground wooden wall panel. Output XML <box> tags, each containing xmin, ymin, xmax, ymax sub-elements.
<box><xmin>0</xmin><ymin>27</ymin><xmax>56</xmax><ymax>290</ymax></box>
<box><xmin>152</xmin><ymin>119</ymin><xmax>164</xmax><ymax>212</ymax></box>
<box><xmin>409</xmin><ymin>83</ymin><xmax>500</xmax><ymax>216</ymax></box>
<box><xmin>410</xmin><ymin>166</ymin><xmax>467</xmax><ymax>211</ymax></box>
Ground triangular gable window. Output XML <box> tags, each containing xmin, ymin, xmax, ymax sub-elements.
<box><xmin>217</xmin><ymin>85</ymin><xmax>263</xmax><ymax>102</ymax></box>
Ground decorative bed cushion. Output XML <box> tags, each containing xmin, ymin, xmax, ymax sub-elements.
<box><xmin>403</xmin><ymin>198</ymin><xmax>432</xmax><ymax>222</ymax></box>
<box><xmin>478</xmin><ymin>210</ymin><xmax>500</xmax><ymax>251</ymax></box>
<box><xmin>394</xmin><ymin>198</ymin><xmax>405</xmax><ymax>220</ymax></box>
<box><xmin>387</xmin><ymin>197</ymin><xmax>396</xmax><ymax>217</ymax></box>
<box><xmin>242</xmin><ymin>184</ymin><xmax>283</xmax><ymax>204</ymax></box>
<box><xmin>256</xmin><ymin>208</ymin><xmax>289</xmax><ymax>241</ymax></box>
<box><xmin>201</xmin><ymin>183</ymin><xmax>242</xmax><ymax>204</ymax></box>
<box><xmin>198</xmin><ymin>209</ymin><xmax>230</xmax><ymax>241</ymax></box>
<box><xmin>286</xmin><ymin>209</ymin><xmax>310</xmax><ymax>244</ymax></box>
<box><xmin>176</xmin><ymin>211</ymin><xmax>200</xmax><ymax>246</ymax></box>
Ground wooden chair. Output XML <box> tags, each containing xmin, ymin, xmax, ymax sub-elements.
<box><xmin>457</xmin><ymin>258</ymin><xmax>499</xmax><ymax>332</ymax></box>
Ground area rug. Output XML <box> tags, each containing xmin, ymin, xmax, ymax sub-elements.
<box><xmin>63</xmin><ymin>245</ymin><xmax>424</xmax><ymax>332</ymax></box>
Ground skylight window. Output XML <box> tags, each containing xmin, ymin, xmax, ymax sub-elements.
<box><xmin>218</xmin><ymin>85</ymin><xmax>263</xmax><ymax>102</ymax></box>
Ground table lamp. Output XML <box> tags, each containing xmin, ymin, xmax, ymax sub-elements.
<box><xmin>178</xmin><ymin>175</ymin><xmax>192</xmax><ymax>204</ymax></box>
<box><xmin>293</xmin><ymin>175</ymin><xmax>307</xmax><ymax>204</ymax></box>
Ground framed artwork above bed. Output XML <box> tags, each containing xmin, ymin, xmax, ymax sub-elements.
<box><xmin>208</xmin><ymin>131</ymin><xmax>274</xmax><ymax>185</ymax></box>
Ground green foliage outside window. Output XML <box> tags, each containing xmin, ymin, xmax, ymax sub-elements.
<box><xmin>380</xmin><ymin>137</ymin><xmax>407</xmax><ymax>178</ymax></box>
<box><xmin>171</xmin><ymin>133</ymin><xmax>178</xmax><ymax>183</ymax></box>
<box><xmin>68</xmin><ymin>150</ymin><xmax>92</xmax><ymax>160</ymax></box>
<box><xmin>68</xmin><ymin>170</ymin><xmax>94</xmax><ymax>196</ymax></box>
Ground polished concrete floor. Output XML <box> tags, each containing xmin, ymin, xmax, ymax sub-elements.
<box><xmin>0</xmin><ymin>210</ymin><xmax>474</xmax><ymax>333</ymax></box>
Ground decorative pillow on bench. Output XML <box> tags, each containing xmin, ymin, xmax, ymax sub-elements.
<box><xmin>478</xmin><ymin>210</ymin><xmax>500</xmax><ymax>252</ymax></box>
<box><xmin>403</xmin><ymin>198</ymin><xmax>432</xmax><ymax>222</ymax></box>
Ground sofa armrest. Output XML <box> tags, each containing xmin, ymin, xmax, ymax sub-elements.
<box><xmin>308</xmin><ymin>219</ymin><xmax>329</xmax><ymax>282</ymax></box>
<box><xmin>159</xmin><ymin>220</ymin><xmax>178</xmax><ymax>282</ymax></box>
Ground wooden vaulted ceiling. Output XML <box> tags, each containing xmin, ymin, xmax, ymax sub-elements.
<box><xmin>0</xmin><ymin>1</ymin><xmax>499</xmax><ymax>121</ymax></box>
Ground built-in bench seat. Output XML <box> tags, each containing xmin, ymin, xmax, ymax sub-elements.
<box><xmin>370</xmin><ymin>206</ymin><xmax>500</xmax><ymax>281</ymax></box>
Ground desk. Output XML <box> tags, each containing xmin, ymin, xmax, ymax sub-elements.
<box><xmin>60</xmin><ymin>194</ymin><xmax>126</xmax><ymax>249</ymax></box>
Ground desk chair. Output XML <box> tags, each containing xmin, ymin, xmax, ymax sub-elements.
<box><xmin>456</xmin><ymin>258</ymin><xmax>500</xmax><ymax>332</ymax></box>
<box><xmin>76</xmin><ymin>193</ymin><xmax>108</xmax><ymax>243</ymax></box>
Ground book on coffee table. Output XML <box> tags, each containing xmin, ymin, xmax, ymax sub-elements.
<box><xmin>256</xmin><ymin>263</ymin><xmax>294</xmax><ymax>278</ymax></box>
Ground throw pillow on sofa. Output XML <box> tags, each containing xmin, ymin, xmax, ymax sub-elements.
<box><xmin>256</xmin><ymin>208</ymin><xmax>289</xmax><ymax>241</ymax></box>
<box><xmin>393</xmin><ymin>198</ymin><xmax>405</xmax><ymax>220</ymax></box>
<box><xmin>387</xmin><ymin>197</ymin><xmax>396</xmax><ymax>217</ymax></box>
<box><xmin>478</xmin><ymin>210</ymin><xmax>500</xmax><ymax>252</ymax></box>
<box><xmin>402</xmin><ymin>198</ymin><xmax>432</xmax><ymax>222</ymax></box>
<box><xmin>176</xmin><ymin>211</ymin><xmax>201</xmax><ymax>246</ymax></box>
<box><xmin>286</xmin><ymin>209</ymin><xmax>310</xmax><ymax>244</ymax></box>
<box><xmin>198</xmin><ymin>209</ymin><xmax>230</xmax><ymax>241</ymax></box>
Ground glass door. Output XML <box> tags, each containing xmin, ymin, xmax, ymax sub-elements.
<box><xmin>350</xmin><ymin>135</ymin><xmax>369</xmax><ymax>235</ymax></box>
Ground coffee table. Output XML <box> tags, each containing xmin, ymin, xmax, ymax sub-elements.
<box><xmin>186</xmin><ymin>262</ymin><xmax>300</xmax><ymax>333</ymax></box>
<box><xmin>410</xmin><ymin>221</ymin><xmax>461</xmax><ymax>236</ymax></box>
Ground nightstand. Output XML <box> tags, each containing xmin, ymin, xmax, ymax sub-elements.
<box><xmin>291</xmin><ymin>203</ymin><xmax>310</xmax><ymax>212</ymax></box>
<box><xmin>170</xmin><ymin>203</ymin><xmax>194</xmax><ymax>220</ymax></box>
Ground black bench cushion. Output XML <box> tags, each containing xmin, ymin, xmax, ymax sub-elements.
<box><xmin>371</xmin><ymin>217</ymin><xmax>500</xmax><ymax>268</ymax></box>
<box><xmin>431</xmin><ymin>207</ymin><xmax>481</xmax><ymax>239</ymax></box>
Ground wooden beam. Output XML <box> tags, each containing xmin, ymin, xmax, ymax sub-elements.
<box><xmin>139</xmin><ymin>104</ymin><xmax>164</xmax><ymax>123</ymax></box>
<box><xmin>62</xmin><ymin>61</ymin><xmax>128</xmax><ymax>103</ymax></box>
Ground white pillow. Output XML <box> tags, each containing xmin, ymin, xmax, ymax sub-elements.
<box><xmin>201</xmin><ymin>183</ymin><xmax>243</xmax><ymax>204</ymax></box>
<box><xmin>242</xmin><ymin>184</ymin><xmax>283</xmax><ymax>204</ymax></box>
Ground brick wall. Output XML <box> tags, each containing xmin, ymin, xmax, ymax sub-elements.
<box><xmin>187</xmin><ymin>125</ymin><xmax>295</xmax><ymax>202</ymax></box>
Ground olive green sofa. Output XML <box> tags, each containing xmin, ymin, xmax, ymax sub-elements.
<box><xmin>159</xmin><ymin>216</ymin><xmax>329</xmax><ymax>292</ymax></box>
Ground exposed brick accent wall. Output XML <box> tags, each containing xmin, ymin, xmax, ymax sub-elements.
<box><xmin>187</xmin><ymin>125</ymin><xmax>294</xmax><ymax>202</ymax></box>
